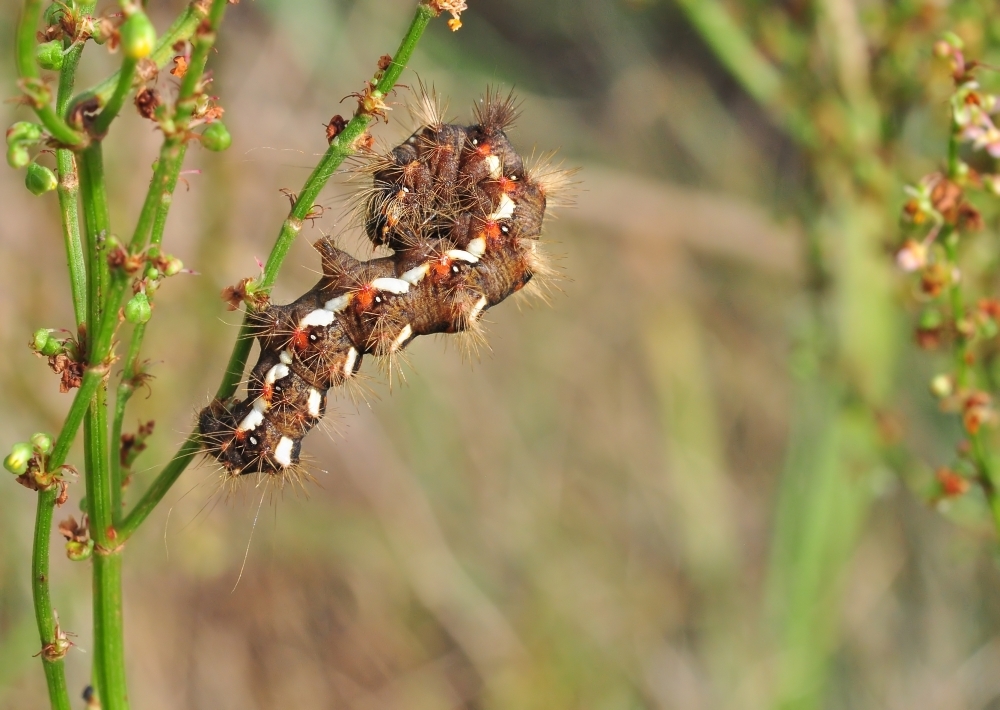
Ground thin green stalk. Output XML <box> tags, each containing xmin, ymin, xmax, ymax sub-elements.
<box><xmin>15</xmin><ymin>0</ymin><xmax>85</xmax><ymax>145</ymax></box>
<box><xmin>53</xmin><ymin>2</ymin><xmax>95</xmax><ymax>330</ymax></box>
<box><xmin>118</xmin><ymin>1</ymin><xmax>438</xmax><ymax>541</ymax></box>
<box><xmin>82</xmin><ymin>2</ymin><xmax>205</xmax><ymax>109</ymax></box>
<box><xmin>32</xmin><ymin>487</ymin><xmax>71</xmax><ymax>710</ymax></box>
<box><xmin>91</xmin><ymin>58</ymin><xmax>138</xmax><ymax>138</ymax></box>
<box><xmin>673</xmin><ymin>0</ymin><xmax>816</xmax><ymax>149</ymax></box>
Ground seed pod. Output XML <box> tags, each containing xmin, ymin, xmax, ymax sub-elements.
<box><xmin>120</xmin><ymin>10</ymin><xmax>156</xmax><ymax>61</ymax></box>
<box><xmin>31</xmin><ymin>432</ymin><xmax>54</xmax><ymax>456</ymax></box>
<box><xmin>66</xmin><ymin>540</ymin><xmax>94</xmax><ymax>562</ymax></box>
<box><xmin>7</xmin><ymin>145</ymin><xmax>30</xmax><ymax>170</ymax></box>
<box><xmin>201</xmin><ymin>121</ymin><xmax>232</xmax><ymax>152</ymax></box>
<box><xmin>32</xmin><ymin>328</ymin><xmax>62</xmax><ymax>356</ymax></box>
<box><xmin>36</xmin><ymin>40</ymin><xmax>64</xmax><ymax>70</ymax></box>
<box><xmin>124</xmin><ymin>292</ymin><xmax>152</xmax><ymax>324</ymax></box>
<box><xmin>4</xmin><ymin>442</ymin><xmax>34</xmax><ymax>475</ymax></box>
<box><xmin>25</xmin><ymin>163</ymin><xmax>58</xmax><ymax>195</ymax></box>
<box><xmin>6</xmin><ymin>121</ymin><xmax>43</xmax><ymax>147</ymax></box>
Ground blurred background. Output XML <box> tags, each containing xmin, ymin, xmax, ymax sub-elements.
<box><xmin>4</xmin><ymin>0</ymin><xmax>1000</xmax><ymax>708</ymax></box>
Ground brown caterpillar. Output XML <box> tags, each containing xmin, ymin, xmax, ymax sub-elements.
<box><xmin>198</xmin><ymin>88</ymin><xmax>568</xmax><ymax>480</ymax></box>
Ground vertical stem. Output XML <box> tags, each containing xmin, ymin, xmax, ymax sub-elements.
<box><xmin>32</xmin><ymin>488</ymin><xmax>72</xmax><ymax>710</ymax></box>
<box><xmin>118</xmin><ymin>1</ymin><xmax>438</xmax><ymax>540</ymax></box>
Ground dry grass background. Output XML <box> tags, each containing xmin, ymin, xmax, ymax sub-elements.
<box><xmin>1</xmin><ymin>1</ymin><xmax>1000</xmax><ymax>708</ymax></box>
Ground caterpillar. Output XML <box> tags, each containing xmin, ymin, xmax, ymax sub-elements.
<box><xmin>198</xmin><ymin>87</ymin><xmax>568</xmax><ymax>480</ymax></box>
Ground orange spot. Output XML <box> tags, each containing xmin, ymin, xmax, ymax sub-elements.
<box><xmin>262</xmin><ymin>383</ymin><xmax>273</xmax><ymax>401</ymax></box>
<box><xmin>482</xmin><ymin>220</ymin><xmax>502</xmax><ymax>242</ymax></box>
<box><xmin>291</xmin><ymin>328</ymin><xmax>309</xmax><ymax>351</ymax></box>
<box><xmin>234</xmin><ymin>429</ymin><xmax>246</xmax><ymax>442</ymax></box>
<box><xmin>431</xmin><ymin>256</ymin><xmax>452</xmax><ymax>280</ymax></box>
<box><xmin>354</xmin><ymin>286</ymin><xmax>375</xmax><ymax>311</ymax></box>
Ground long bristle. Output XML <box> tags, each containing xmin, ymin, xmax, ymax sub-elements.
<box><xmin>473</xmin><ymin>86</ymin><xmax>521</xmax><ymax>132</ymax></box>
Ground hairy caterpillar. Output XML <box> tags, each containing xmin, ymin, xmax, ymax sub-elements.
<box><xmin>198</xmin><ymin>88</ymin><xmax>567</xmax><ymax>479</ymax></box>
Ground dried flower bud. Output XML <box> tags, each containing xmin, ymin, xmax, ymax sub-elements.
<box><xmin>4</xmin><ymin>442</ymin><xmax>34</xmax><ymax>475</ymax></box>
<box><xmin>124</xmin><ymin>292</ymin><xmax>152</xmax><ymax>324</ymax></box>
<box><xmin>31</xmin><ymin>432</ymin><xmax>54</xmax><ymax>456</ymax></box>
<box><xmin>25</xmin><ymin>163</ymin><xmax>58</xmax><ymax>195</ymax></box>
<box><xmin>935</xmin><ymin>467</ymin><xmax>969</xmax><ymax>497</ymax></box>
<box><xmin>920</xmin><ymin>263</ymin><xmax>950</xmax><ymax>298</ymax></box>
<box><xmin>36</xmin><ymin>40</ymin><xmax>64</xmax><ymax>70</ymax></box>
<box><xmin>200</xmin><ymin>121</ymin><xmax>232</xmax><ymax>152</ymax></box>
<box><xmin>896</xmin><ymin>239</ymin><xmax>927</xmax><ymax>272</ymax></box>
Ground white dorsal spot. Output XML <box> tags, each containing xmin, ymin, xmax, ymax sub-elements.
<box><xmin>343</xmin><ymin>347</ymin><xmax>358</xmax><ymax>377</ymax></box>
<box><xmin>467</xmin><ymin>237</ymin><xmax>486</xmax><ymax>258</ymax></box>
<box><xmin>391</xmin><ymin>324</ymin><xmax>413</xmax><ymax>352</ymax></box>
<box><xmin>445</xmin><ymin>249</ymin><xmax>479</xmax><ymax>264</ymax></box>
<box><xmin>307</xmin><ymin>389</ymin><xmax>322</xmax><ymax>417</ymax></box>
<box><xmin>325</xmin><ymin>293</ymin><xmax>352</xmax><ymax>312</ymax></box>
<box><xmin>264</xmin><ymin>363</ymin><xmax>289</xmax><ymax>385</ymax></box>
<box><xmin>278</xmin><ymin>350</ymin><xmax>293</xmax><ymax>365</ymax></box>
<box><xmin>371</xmin><ymin>277</ymin><xmax>410</xmax><ymax>295</ymax></box>
<box><xmin>489</xmin><ymin>193</ymin><xmax>516</xmax><ymax>221</ymax></box>
<box><xmin>274</xmin><ymin>437</ymin><xmax>294</xmax><ymax>467</ymax></box>
<box><xmin>470</xmin><ymin>296</ymin><xmax>488</xmax><ymax>322</ymax></box>
<box><xmin>299</xmin><ymin>308</ymin><xmax>335</xmax><ymax>328</ymax></box>
<box><xmin>484</xmin><ymin>154</ymin><xmax>501</xmax><ymax>179</ymax></box>
<box><xmin>400</xmin><ymin>263</ymin><xmax>430</xmax><ymax>285</ymax></box>
<box><xmin>238</xmin><ymin>407</ymin><xmax>265</xmax><ymax>432</ymax></box>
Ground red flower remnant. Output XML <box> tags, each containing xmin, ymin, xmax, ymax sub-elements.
<box><xmin>935</xmin><ymin>467</ymin><xmax>970</xmax><ymax>497</ymax></box>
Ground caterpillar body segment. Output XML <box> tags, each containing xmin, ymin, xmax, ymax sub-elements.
<box><xmin>199</xmin><ymin>89</ymin><xmax>569</xmax><ymax>479</ymax></box>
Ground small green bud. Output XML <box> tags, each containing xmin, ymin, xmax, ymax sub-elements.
<box><xmin>79</xmin><ymin>496</ymin><xmax>88</xmax><ymax>514</ymax></box>
<box><xmin>4</xmin><ymin>442</ymin><xmax>34</xmax><ymax>475</ymax></box>
<box><xmin>30</xmin><ymin>432</ymin><xmax>54</xmax><ymax>456</ymax></box>
<box><xmin>32</xmin><ymin>328</ymin><xmax>63</xmax><ymax>356</ymax></box>
<box><xmin>942</xmin><ymin>32</ymin><xmax>965</xmax><ymax>51</ymax></box>
<box><xmin>7</xmin><ymin>145</ymin><xmax>30</xmax><ymax>169</ymax></box>
<box><xmin>66</xmin><ymin>539</ymin><xmax>94</xmax><ymax>562</ymax></box>
<box><xmin>6</xmin><ymin>121</ymin><xmax>43</xmax><ymax>147</ymax></box>
<box><xmin>163</xmin><ymin>256</ymin><xmax>183</xmax><ymax>277</ymax></box>
<box><xmin>919</xmin><ymin>308</ymin><xmax>944</xmax><ymax>331</ymax></box>
<box><xmin>124</xmin><ymin>292</ymin><xmax>152</xmax><ymax>324</ymax></box>
<box><xmin>43</xmin><ymin>3</ymin><xmax>64</xmax><ymax>27</ymax></box>
<box><xmin>36</xmin><ymin>40</ymin><xmax>64</xmax><ymax>70</ymax></box>
<box><xmin>120</xmin><ymin>11</ymin><xmax>156</xmax><ymax>61</ymax></box>
<box><xmin>25</xmin><ymin>163</ymin><xmax>58</xmax><ymax>195</ymax></box>
<box><xmin>201</xmin><ymin>121</ymin><xmax>232</xmax><ymax>152</ymax></box>
<box><xmin>145</xmin><ymin>266</ymin><xmax>161</xmax><ymax>281</ymax></box>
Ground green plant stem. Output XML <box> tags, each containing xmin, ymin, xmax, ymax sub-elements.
<box><xmin>91</xmin><ymin>58</ymin><xmax>137</xmax><ymax>138</ymax></box>
<box><xmin>673</xmin><ymin>0</ymin><xmax>816</xmax><ymax>148</ymax></box>
<box><xmin>15</xmin><ymin>0</ymin><xmax>85</xmax><ymax>145</ymax></box>
<box><xmin>83</xmin><ymin>2</ymin><xmax>205</xmax><ymax>109</ymax></box>
<box><xmin>32</xmin><ymin>487</ymin><xmax>71</xmax><ymax>710</ymax></box>
<box><xmin>118</xmin><ymin>1</ymin><xmax>438</xmax><ymax>541</ymax></box>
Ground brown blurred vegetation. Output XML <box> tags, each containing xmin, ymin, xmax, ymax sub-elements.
<box><xmin>4</xmin><ymin>0</ymin><xmax>1000</xmax><ymax>708</ymax></box>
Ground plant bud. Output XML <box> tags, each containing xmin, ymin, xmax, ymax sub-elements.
<box><xmin>201</xmin><ymin>121</ymin><xmax>232</xmax><ymax>152</ymax></box>
<box><xmin>120</xmin><ymin>11</ymin><xmax>156</xmax><ymax>60</ymax></box>
<box><xmin>32</xmin><ymin>328</ymin><xmax>59</xmax><ymax>356</ymax></box>
<box><xmin>78</xmin><ymin>496</ymin><xmax>88</xmax><ymax>514</ymax></box>
<box><xmin>163</xmin><ymin>256</ymin><xmax>183</xmax><ymax>276</ymax></box>
<box><xmin>124</xmin><ymin>292</ymin><xmax>152</xmax><ymax>324</ymax></box>
<box><xmin>66</xmin><ymin>539</ymin><xmax>94</xmax><ymax>561</ymax></box>
<box><xmin>7</xmin><ymin>145</ymin><xmax>30</xmax><ymax>169</ymax></box>
<box><xmin>25</xmin><ymin>163</ymin><xmax>58</xmax><ymax>195</ymax></box>
<box><xmin>31</xmin><ymin>432</ymin><xmax>54</xmax><ymax>455</ymax></box>
<box><xmin>6</xmin><ymin>121</ymin><xmax>43</xmax><ymax>147</ymax></box>
<box><xmin>4</xmin><ymin>442</ymin><xmax>34</xmax><ymax>475</ymax></box>
<box><xmin>36</xmin><ymin>40</ymin><xmax>64</xmax><ymax>70</ymax></box>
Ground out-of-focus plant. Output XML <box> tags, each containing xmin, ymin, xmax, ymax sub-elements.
<box><xmin>5</xmin><ymin>1</ymin><xmax>456</xmax><ymax>708</ymax></box>
<box><xmin>894</xmin><ymin>36</ymin><xmax>1000</xmax><ymax>530</ymax></box>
